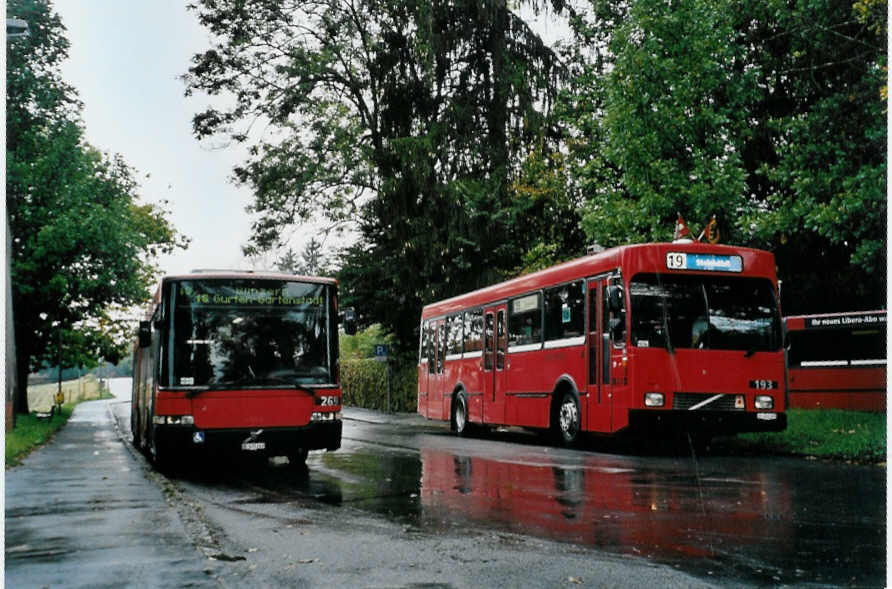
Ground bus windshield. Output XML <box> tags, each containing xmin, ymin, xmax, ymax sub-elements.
<box><xmin>629</xmin><ymin>274</ymin><xmax>781</xmax><ymax>352</ymax></box>
<box><xmin>166</xmin><ymin>279</ymin><xmax>334</xmax><ymax>388</ymax></box>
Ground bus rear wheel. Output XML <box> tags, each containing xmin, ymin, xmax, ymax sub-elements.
<box><xmin>554</xmin><ymin>391</ymin><xmax>581</xmax><ymax>447</ymax></box>
<box><xmin>451</xmin><ymin>391</ymin><xmax>470</xmax><ymax>436</ymax></box>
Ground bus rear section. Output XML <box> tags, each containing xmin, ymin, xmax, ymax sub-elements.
<box><xmin>785</xmin><ymin>311</ymin><xmax>886</xmax><ymax>411</ymax></box>
<box><xmin>417</xmin><ymin>242</ymin><xmax>787</xmax><ymax>445</ymax></box>
<box><xmin>131</xmin><ymin>273</ymin><xmax>343</xmax><ymax>468</ymax></box>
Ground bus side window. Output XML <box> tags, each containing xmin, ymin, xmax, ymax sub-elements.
<box><xmin>496</xmin><ymin>310</ymin><xmax>506</xmax><ymax>370</ymax></box>
<box><xmin>606</xmin><ymin>278</ymin><xmax>626</xmax><ymax>346</ymax></box>
<box><xmin>544</xmin><ymin>280</ymin><xmax>585</xmax><ymax>342</ymax></box>
<box><xmin>437</xmin><ymin>323</ymin><xmax>446</xmax><ymax>373</ymax></box>
<box><xmin>420</xmin><ymin>321</ymin><xmax>429</xmax><ymax>364</ymax></box>
<box><xmin>427</xmin><ymin>323</ymin><xmax>436</xmax><ymax>374</ymax></box>
<box><xmin>447</xmin><ymin>315</ymin><xmax>463</xmax><ymax>356</ymax></box>
<box><xmin>484</xmin><ymin>313</ymin><xmax>494</xmax><ymax>370</ymax></box>
<box><xmin>508</xmin><ymin>292</ymin><xmax>542</xmax><ymax>348</ymax></box>
<box><xmin>464</xmin><ymin>310</ymin><xmax>484</xmax><ymax>353</ymax></box>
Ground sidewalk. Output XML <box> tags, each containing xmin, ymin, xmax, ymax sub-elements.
<box><xmin>4</xmin><ymin>399</ymin><xmax>218</xmax><ymax>588</ymax></box>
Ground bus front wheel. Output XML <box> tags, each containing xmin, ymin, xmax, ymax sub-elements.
<box><xmin>554</xmin><ymin>391</ymin><xmax>581</xmax><ymax>447</ymax></box>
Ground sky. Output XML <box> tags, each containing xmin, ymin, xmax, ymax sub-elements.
<box><xmin>51</xmin><ymin>2</ymin><xmax>568</xmax><ymax>279</ymax></box>
<box><xmin>54</xmin><ymin>1</ymin><xmax>264</xmax><ymax>277</ymax></box>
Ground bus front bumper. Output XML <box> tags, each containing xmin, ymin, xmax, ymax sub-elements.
<box><xmin>154</xmin><ymin>420</ymin><xmax>342</xmax><ymax>455</ymax></box>
<box><xmin>628</xmin><ymin>410</ymin><xmax>787</xmax><ymax>436</ymax></box>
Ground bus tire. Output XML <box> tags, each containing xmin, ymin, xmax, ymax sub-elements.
<box><xmin>288</xmin><ymin>448</ymin><xmax>309</xmax><ymax>468</ymax></box>
<box><xmin>451</xmin><ymin>391</ymin><xmax>470</xmax><ymax>436</ymax></box>
<box><xmin>150</xmin><ymin>430</ymin><xmax>172</xmax><ymax>471</ymax></box>
<box><xmin>131</xmin><ymin>413</ymin><xmax>141</xmax><ymax>449</ymax></box>
<box><xmin>553</xmin><ymin>390</ymin><xmax>581</xmax><ymax>447</ymax></box>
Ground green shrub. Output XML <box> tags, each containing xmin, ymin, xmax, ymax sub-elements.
<box><xmin>341</xmin><ymin>359</ymin><xmax>417</xmax><ymax>413</ymax></box>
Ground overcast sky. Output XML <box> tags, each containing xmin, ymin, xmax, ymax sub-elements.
<box><xmin>55</xmin><ymin>0</ymin><xmax>267</xmax><ymax>277</ymax></box>
<box><xmin>52</xmin><ymin>2</ymin><xmax>567</xmax><ymax>279</ymax></box>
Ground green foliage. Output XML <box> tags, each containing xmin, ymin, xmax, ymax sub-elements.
<box><xmin>340</xmin><ymin>324</ymin><xmax>397</xmax><ymax>360</ymax></box>
<box><xmin>5</xmin><ymin>404</ymin><xmax>74</xmax><ymax>467</ymax></box>
<box><xmin>734</xmin><ymin>409</ymin><xmax>886</xmax><ymax>463</ymax></box>
<box><xmin>274</xmin><ymin>238</ymin><xmax>334</xmax><ymax>277</ymax></box>
<box><xmin>340</xmin><ymin>359</ymin><xmax>417</xmax><ymax>413</ymax></box>
<box><xmin>185</xmin><ymin>0</ymin><xmax>575</xmax><ymax>353</ymax></box>
<box><xmin>6</xmin><ymin>0</ymin><xmax>186</xmax><ymax>413</ymax></box>
<box><xmin>563</xmin><ymin>0</ymin><xmax>886</xmax><ymax>314</ymax></box>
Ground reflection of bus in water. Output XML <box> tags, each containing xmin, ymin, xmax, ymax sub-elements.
<box><xmin>131</xmin><ymin>271</ymin><xmax>345</xmax><ymax>468</ymax></box>
<box><xmin>419</xmin><ymin>447</ymin><xmax>792</xmax><ymax>564</ymax></box>
<box><xmin>418</xmin><ymin>242</ymin><xmax>787</xmax><ymax>445</ymax></box>
<box><xmin>785</xmin><ymin>310</ymin><xmax>886</xmax><ymax>411</ymax></box>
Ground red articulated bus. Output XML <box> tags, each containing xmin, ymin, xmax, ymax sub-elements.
<box><xmin>784</xmin><ymin>310</ymin><xmax>886</xmax><ymax>411</ymax></box>
<box><xmin>417</xmin><ymin>242</ymin><xmax>787</xmax><ymax>445</ymax></box>
<box><xmin>131</xmin><ymin>271</ymin><xmax>347</xmax><ymax>468</ymax></box>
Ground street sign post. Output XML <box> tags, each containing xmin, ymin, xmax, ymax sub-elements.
<box><xmin>374</xmin><ymin>344</ymin><xmax>390</xmax><ymax>412</ymax></box>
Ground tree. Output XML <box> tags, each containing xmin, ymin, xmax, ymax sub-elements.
<box><xmin>275</xmin><ymin>238</ymin><xmax>332</xmax><ymax>276</ymax></box>
<box><xmin>185</xmin><ymin>0</ymin><xmax>574</xmax><ymax>351</ymax></box>
<box><xmin>6</xmin><ymin>0</ymin><xmax>186</xmax><ymax>414</ymax></box>
<box><xmin>562</xmin><ymin>0</ymin><xmax>886</xmax><ymax>313</ymax></box>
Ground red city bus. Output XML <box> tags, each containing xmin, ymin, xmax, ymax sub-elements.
<box><xmin>417</xmin><ymin>242</ymin><xmax>787</xmax><ymax>445</ymax></box>
<box><xmin>784</xmin><ymin>310</ymin><xmax>886</xmax><ymax>411</ymax></box>
<box><xmin>131</xmin><ymin>271</ymin><xmax>349</xmax><ymax>468</ymax></box>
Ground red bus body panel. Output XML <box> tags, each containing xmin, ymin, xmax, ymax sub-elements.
<box><xmin>784</xmin><ymin>311</ymin><xmax>886</xmax><ymax>411</ymax></box>
<box><xmin>154</xmin><ymin>387</ymin><xmax>341</xmax><ymax>429</ymax></box>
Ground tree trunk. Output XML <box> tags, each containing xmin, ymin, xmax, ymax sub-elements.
<box><xmin>13</xmin><ymin>324</ymin><xmax>31</xmax><ymax>415</ymax></box>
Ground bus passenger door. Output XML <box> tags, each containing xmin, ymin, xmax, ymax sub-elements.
<box><xmin>434</xmin><ymin>320</ymin><xmax>447</xmax><ymax>420</ymax></box>
<box><xmin>483</xmin><ymin>305</ymin><xmax>507</xmax><ymax>425</ymax></box>
<box><xmin>586</xmin><ymin>278</ymin><xmax>611</xmax><ymax>432</ymax></box>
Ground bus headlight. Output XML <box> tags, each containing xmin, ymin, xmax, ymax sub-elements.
<box><xmin>152</xmin><ymin>415</ymin><xmax>195</xmax><ymax>425</ymax></box>
<box><xmin>754</xmin><ymin>396</ymin><xmax>774</xmax><ymax>410</ymax></box>
<box><xmin>644</xmin><ymin>393</ymin><xmax>665</xmax><ymax>407</ymax></box>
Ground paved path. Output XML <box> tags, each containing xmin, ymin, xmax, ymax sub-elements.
<box><xmin>5</xmin><ymin>399</ymin><xmax>219</xmax><ymax>588</ymax></box>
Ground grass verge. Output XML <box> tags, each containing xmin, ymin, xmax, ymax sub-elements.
<box><xmin>5</xmin><ymin>404</ymin><xmax>75</xmax><ymax>467</ymax></box>
<box><xmin>721</xmin><ymin>408</ymin><xmax>886</xmax><ymax>463</ymax></box>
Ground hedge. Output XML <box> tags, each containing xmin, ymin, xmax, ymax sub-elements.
<box><xmin>340</xmin><ymin>359</ymin><xmax>417</xmax><ymax>413</ymax></box>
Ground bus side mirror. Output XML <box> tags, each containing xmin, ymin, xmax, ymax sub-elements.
<box><xmin>138</xmin><ymin>321</ymin><xmax>152</xmax><ymax>348</ymax></box>
<box><xmin>342</xmin><ymin>308</ymin><xmax>357</xmax><ymax>336</ymax></box>
<box><xmin>607</xmin><ymin>285</ymin><xmax>624</xmax><ymax>312</ymax></box>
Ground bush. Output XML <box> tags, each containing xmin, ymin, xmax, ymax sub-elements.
<box><xmin>341</xmin><ymin>359</ymin><xmax>417</xmax><ymax>413</ymax></box>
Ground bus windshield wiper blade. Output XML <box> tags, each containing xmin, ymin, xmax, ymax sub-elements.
<box><xmin>184</xmin><ymin>386</ymin><xmax>211</xmax><ymax>398</ymax></box>
<box><xmin>294</xmin><ymin>382</ymin><xmax>315</xmax><ymax>395</ymax></box>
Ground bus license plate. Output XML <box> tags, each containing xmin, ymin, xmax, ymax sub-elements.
<box><xmin>242</xmin><ymin>441</ymin><xmax>266</xmax><ymax>451</ymax></box>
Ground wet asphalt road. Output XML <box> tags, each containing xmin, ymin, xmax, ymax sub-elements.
<box><xmin>4</xmin><ymin>393</ymin><xmax>218</xmax><ymax>588</ymax></box>
<box><xmin>7</xmin><ymin>378</ymin><xmax>887</xmax><ymax>588</ymax></box>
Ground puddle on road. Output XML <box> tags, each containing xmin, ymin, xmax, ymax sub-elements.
<box><xmin>171</xmin><ymin>432</ymin><xmax>884</xmax><ymax>588</ymax></box>
<box><xmin>279</xmin><ymin>440</ymin><xmax>884</xmax><ymax>588</ymax></box>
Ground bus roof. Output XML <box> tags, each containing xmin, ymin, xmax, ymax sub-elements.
<box><xmin>421</xmin><ymin>241</ymin><xmax>777</xmax><ymax>320</ymax></box>
<box><xmin>161</xmin><ymin>270</ymin><xmax>337</xmax><ymax>286</ymax></box>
